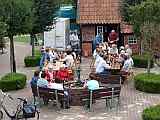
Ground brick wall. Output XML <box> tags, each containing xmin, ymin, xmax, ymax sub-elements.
<box><xmin>124</xmin><ymin>34</ymin><xmax>139</xmax><ymax>54</ymax></box>
<box><xmin>81</xmin><ymin>25</ymin><xmax>95</xmax><ymax>57</ymax></box>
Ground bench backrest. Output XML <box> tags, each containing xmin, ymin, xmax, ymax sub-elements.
<box><xmin>101</xmin><ymin>75</ymin><xmax>121</xmax><ymax>85</ymax></box>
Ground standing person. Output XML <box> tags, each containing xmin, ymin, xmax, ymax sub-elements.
<box><xmin>62</xmin><ymin>50</ymin><xmax>74</xmax><ymax>68</ymax></box>
<box><xmin>108</xmin><ymin>30</ymin><xmax>118</xmax><ymax>45</ymax></box>
<box><xmin>125</xmin><ymin>44</ymin><xmax>132</xmax><ymax>56</ymax></box>
<box><xmin>30</xmin><ymin>71</ymin><xmax>40</xmax><ymax>87</ymax></box>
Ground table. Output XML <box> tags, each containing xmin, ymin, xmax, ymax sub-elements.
<box><xmin>44</xmin><ymin>61</ymin><xmax>64</xmax><ymax>71</ymax></box>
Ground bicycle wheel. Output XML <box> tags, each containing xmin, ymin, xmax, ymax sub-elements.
<box><xmin>0</xmin><ymin>111</ymin><xmax>3</xmax><ymax>120</ymax></box>
<box><xmin>15</xmin><ymin>109</ymin><xmax>39</xmax><ymax>120</ymax></box>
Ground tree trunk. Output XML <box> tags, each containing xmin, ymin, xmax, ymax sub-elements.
<box><xmin>30</xmin><ymin>33</ymin><xmax>35</xmax><ymax>57</ymax></box>
<box><xmin>9</xmin><ymin>35</ymin><xmax>16</xmax><ymax>73</ymax></box>
<box><xmin>147</xmin><ymin>52</ymin><xmax>151</xmax><ymax>74</ymax></box>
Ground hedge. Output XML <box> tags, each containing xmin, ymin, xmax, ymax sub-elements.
<box><xmin>133</xmin><ymin>55</ymin><xmax>154</xmax><ymax>68</ymax></box>
<box><xmin>134</xmin><ymin>73</ymin><xmax>160</xmax><ymax>93</ymax></box>
<box><xmin>142</xmin><ymin>105</ymin><xmax>160</xmax><ymax>120</ymax></box>
<box><xmin>24</xmin><ymin>49</ymin><xmax>41</xmax><ymax>67</ymax></box>
<box><xmin>24</xmin><ymin>56</ymin><xmax>41</xmax><ymax>67</ymax></box>
<box><xmin>0</xmin><ymin>73</ymin><xmax>27</xmax><ymax>91</ymax></box>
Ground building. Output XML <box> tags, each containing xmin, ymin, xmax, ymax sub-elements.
<box><xmin>77</xmin><ymin>0</ymin><xmax>139</xmax><ymax>56</ymax></box>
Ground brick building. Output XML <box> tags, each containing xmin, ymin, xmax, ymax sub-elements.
<box><xmin>77</xmin><ymin>0</ymin><xmax>139</xmax><ymax>56</ymax></box>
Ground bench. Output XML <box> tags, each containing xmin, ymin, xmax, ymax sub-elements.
<box><xmin>37</xmin><ymin>87</ymin><xmax>66</xmax><ymax>110</ymax></box>
<box><xmin>81</xmin><ymin>86</ymin><xmax>121</xmax><ymax>111</ymax></box>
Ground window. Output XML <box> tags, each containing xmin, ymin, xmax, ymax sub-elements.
<box><xmin>97</xmin><ymin>26</ymin><xmax>103</xmax><ymax>42</ymax></box>
<box><xmin>128</xmin><ymin>35</ymin><xmax>137</xmax><ymax>44</ymax></box>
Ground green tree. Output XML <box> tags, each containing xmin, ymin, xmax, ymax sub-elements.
<box><xmin>0</xmin><ymin>21</ymin><xmax>7</xmax><ymax>54</ymax></box>
<box><xmin>121</xmin><ymin>0</ymin><xmax>146</xmax><ymax>22</ymax></box>
<box><xmin>30</xmin><ymin>0</ymin><xmax>59</xmax><ymax>57</ymax></box>
<box><xmin>128</xmin><ymin>0</ymin><xmax>160</xmax><ymax>73</ymax></box>
<box><xmin>0</xmin><ymin>0</ymin><xmax>34</xmax><ymax>72</ymax></box>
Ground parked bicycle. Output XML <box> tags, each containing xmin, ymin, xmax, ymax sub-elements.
<box><xmin>0</xmin><ymin>90</ymin><xmax>39</xmax><ymax>120</ymax></box>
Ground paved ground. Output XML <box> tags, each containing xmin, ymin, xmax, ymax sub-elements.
<box><xmin>0</xmin><ymin>42</ymin><xmax>160</xmax><ymax>120</ymax></box>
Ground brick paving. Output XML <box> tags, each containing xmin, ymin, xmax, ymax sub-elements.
<box><xmin>0</xmin><ymin>43</ymin><xmax>160</xmax><ymax>120</ymax></box>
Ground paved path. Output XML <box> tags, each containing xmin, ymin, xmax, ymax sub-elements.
<box><xmin>0</xmin><ymin>42</ymin><xmax>160</xmax><ymax>120</ymax></box>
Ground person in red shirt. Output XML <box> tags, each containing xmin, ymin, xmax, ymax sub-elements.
<box><xmin>108</xmin><ymin>30</ymin><xmax>118</xmax><ymax>45</ymax></box>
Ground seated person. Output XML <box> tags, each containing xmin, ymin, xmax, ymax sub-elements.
<box><xmin>30</xmin><ymin>70</ymin><xmax>40</xmax><ymax>87</ymax></box>
<box><xmin>83</xmin><ymin>79</ymin><xmax>99</xmax><ymax>90</ymax></box>
<box><xmin>118</xmin><ymin>50</ymin><xmax>126</xmax><ymax>65</ymax></box>
<box><xmin>93</xmin><ymin>44</ymin><xmax>100</xmax><ymax>59</ymax></box>
<box><xmin>37</xmin><ymin>71</ymin><xmax>48</xmax><ymax>88</ymax></box>
<box><xmin>62</xmin><ymin>50</ymin><xmax>74</xmax><ymax>68</ymax></box>
<box><xmin>108</xmin><ymin>44</ymin><xmax>118</xmax><ymax>55</ymax></box>
<box><xmin>96</xmin><ymin>55</ymin><xmax>111</xmax><ymax>76</ymax></box>
<box><xmin>45</xmin><ymin>64</ymin><xmax>55</xmax><ymax>82</ymax></box>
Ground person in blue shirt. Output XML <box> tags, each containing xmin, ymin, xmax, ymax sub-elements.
<box><xmin>39</xmin><ymin>48</ymin><xmax>50</xmax><ymax>70</ymax></box>
<box><xmin>37</xmin><ymin>71</ymin><xmax>48</xmax><ymax>88</ymax></box>
<box><xmin>30</xmin><ymin>71</ymin><xmax>40</xmax><ymax>87</ymax></box>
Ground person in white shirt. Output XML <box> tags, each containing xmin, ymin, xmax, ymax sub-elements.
<box><xmin>96</xmin><ymin>55</ymin><xmax>111</xmax><ymax>76</ymax></box>
<box><xmin>62</xmin><ymin>51</ymin><xmax>74</xmax><ymax>68</ymax></box>
<box><xmin>109</xmin><ymin>44</ymin><xmax>118</xmax><ymax>55</ymax></box>
<box><xmin>125</xmin><ymin>44</ymin><xmax>132</xmax><ymax>56</ymax></box>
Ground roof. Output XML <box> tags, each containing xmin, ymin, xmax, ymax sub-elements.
<box><xmin>77</xmin><ymin>0</ymin><xmax>122</xmax><ymax>24</ymax></box>
<box><xmin>121</xmin><ymin>23</ymin><xmax>133</xmax><ymax>34</ymax></box>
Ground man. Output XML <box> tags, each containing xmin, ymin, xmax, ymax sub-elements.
<box><xmin>125</xmin><ymin>44</ymin><xmax>132</xmax><ymax>56</ymax></box>
<box><xmin>108</xmin><ymin>30</ymin><xmax>118</xmax><ymax>45</ymax></box>
<box><xmin>96</xmin><ymin>55</ymin><xmax>111</xmax><ymax>76</ymax></box>
<box><xmin>109</xmin><ymin>44</ymin><xmax>119</xmax><ymax>55</ymax></box>
<box><xmin>30</xmin><ymin>71</ymin><xmax>40</xmax><ymax>87</ymax></box>
<box><xmin>62</xmin><ymin>50</ymin><xmax>74</xmax><ymax>68</ymax></box>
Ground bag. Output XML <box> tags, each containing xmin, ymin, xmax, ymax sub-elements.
<box><xmin>23</xmin><ymin>104</ymin><xmax>36</xmax><ymax>118</ymax></box>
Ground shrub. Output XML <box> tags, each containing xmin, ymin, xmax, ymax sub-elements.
<box><xmin>24</xmin><ymin>49</ymin><xmax>41</xmax><ymax>67</ymax></box>
<box><xmin>142</xmin><ymin>105</ymin><xmax>160</xmax><ymax>120</ymax></box>
<box><xmin>24</xmin><ymin>56</ymin><xmax>41</xmax><ymax>67</ymax></box>
<box><xmin>0</xmin><ymin>73</ymin><xmax>27</xmax><ymax>91</ymax></box>
<box><xmin>133</xmin><ymin>55</ymin><xmax>154</xmax><ymax>68</ymax></box>
<box><xmin>134</xmin><ymin>73</ymin><xmax>160</xmax><ymax>93</ymax></box>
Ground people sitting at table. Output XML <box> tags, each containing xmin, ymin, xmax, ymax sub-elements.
<box><xmin>125</xmin><ymin>44</ymin><xmax>132</xmax><ymax>56</ymax></box>
<box><xmin>95</xmin><ymin>54</ymin><xmax>111</xmax><ymax>76</ymax></box>
<box><xmin>118</xmin><ymin>50</ymin><xmax>126</xmax><ymax>65</ymax></box>
<box><xmin>30</xmin><ymin>70</ymin><xmax>40</xmax><ymax>87</ymax></box>
<box><xmin>62</xmin><ymin>50</ymin><xmax>74</xmax><ymax>68</ymax></box>
<box><xmin>37</xmin><ymin>71</ymin><xmax>48</xmax><ymax>88</ymax></box>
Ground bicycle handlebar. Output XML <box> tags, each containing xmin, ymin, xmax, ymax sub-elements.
<box><xmin>0</xmin><ymin>89</ymin><xmax>14</xmax><ymax>100</ymax></box>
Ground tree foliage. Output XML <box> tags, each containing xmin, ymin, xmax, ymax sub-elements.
<box><xmin>128</xmin><ymin>0</ymin><xmax>160</xmax><ymax>73</ymax></box>
<box><xmin>121</xmin><ymin>0</ymin><xmax>146</xmax><ymax>22</ymax></box>
<box><xmin>0</xmin><ymin>0</ymin><xmax>34</xmax><ymax>72</ymax></box>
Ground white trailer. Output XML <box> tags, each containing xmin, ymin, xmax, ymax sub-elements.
<box><xmin>44</xmin><ymin>18</ymin><xmax>70</xmax><ymax>50</ymax></box>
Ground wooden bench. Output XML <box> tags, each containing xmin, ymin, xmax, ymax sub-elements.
<box><xmin>81</xmin><ymin>86</ymin><xmax>121</xmax><ymax>111</ymax></box>
<box><xmin>37</xmin><ymin>87</ymin><xmax>66</xmax><ymax>110</ymax></box>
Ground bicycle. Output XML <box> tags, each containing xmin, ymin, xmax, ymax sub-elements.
<box><xmin>0</xmin><ymin>90</ymin><xmax>39</xmax><ymax>120</ymax></box>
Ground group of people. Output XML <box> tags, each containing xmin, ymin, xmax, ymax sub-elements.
<box><xmin>92</xmin><ymin>42</ymin><xmax>134</xmax><ymax>81</ymax></box>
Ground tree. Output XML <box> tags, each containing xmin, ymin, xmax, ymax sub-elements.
<box><xmin>30</xmin><ymin>0</ymin><xmax>60</xmax><ymax>57</ymax></box>
<box><xmin>121</xmin><ymin>0</ymin><xmax>146</xmax><ymax>22</ymax></box>
<box><xmin>128</xmin><ymin>0</ymin><xmax>160</xmax><ymax>73</ymax></box>
<box><xmin>0</xmin><ymin>0</ymin><xmax>34</xmax><ymax>72</ymax></box>
<box><xmin>0</xmin><ymin>21</ymin><xmax>7</xmax><ymax>54</ymax></box>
